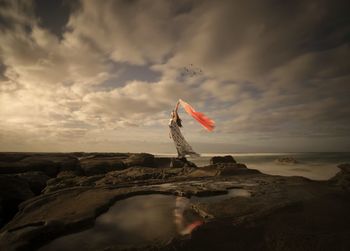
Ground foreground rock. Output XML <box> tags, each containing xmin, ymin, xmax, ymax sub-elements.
<box><xmin>80</xmin><ymin>156</ymin><xmax>126</xmax><ymax>176</ymax></box>
<box><xmin>0</xmin><ymin>153</ymin><xmax>198</xmax><ymax>226</ymax></box>
<box><xmin>188</xmin><ymin>163</ymin><xmax>258</xmax><ymax>177</ymax></box>
<box><xmin>0</xmin><ymin>154</ymin><xmax>80</xmax><ymax>177</ymax></box>
<box><xmin>123</xmin><ymin>153</ymin><xmax>155</xmax><ymax>167</ymax></box>
<box><xmin>0</xmin><ymin>176</ymin><xmax>34</xmax><ymax>227</ymax></box>
<box><xmin>210</xmin><ymin>155</ymin><xmax>236</xmax><ymax>164</ymax></box>
<box><xmin>329</xmin><ymin>163</ymin><xmax>350</xmax><ymax>190</ymax></box>
<box><xmin>78</xmin><ymin>153</ymin><xmax>194</xmax><ymax>175</ymax></box>
<box><xmin>12</xmin><ymin>172</ymin><xmax>50</xmax><ymax>195</ymax></box>
<box><xmin>0</xmin><ymin>154</ymin><xmax>349</xmax><ymax>251</ymax></box>
<box><xmin>169</xmin><ymin>190</ymin><xmax>350</xmax><ymax>251</ymax></box>
<box><xmin>170</xmin><ymin>157</ymin><xmax>197</xmax><ymax>168</ymax></box>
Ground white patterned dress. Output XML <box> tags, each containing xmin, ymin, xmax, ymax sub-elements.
<box><xmin>169</xmin><ymin>118</ymin><xmax>199</xmax><ymax>158</ymax></box>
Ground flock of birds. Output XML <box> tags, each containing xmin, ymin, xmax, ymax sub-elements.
<box><xmin>180</xmin><ymin>64</ymin><xmax>203</xmax><ymax>77</ymax></box>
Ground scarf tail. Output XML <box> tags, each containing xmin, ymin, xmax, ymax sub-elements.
<box><xmin>179</xmin><ymin>99</ymin><xmax>215</xmax><ymax>131</ymax></box>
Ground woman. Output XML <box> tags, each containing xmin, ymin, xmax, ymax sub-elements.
<box><xmin>169</xmin><ymin>100</ymin><xmax>200</xmax><ymax>158</ymax></box>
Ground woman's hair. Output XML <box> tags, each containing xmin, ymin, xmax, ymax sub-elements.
<box><xmin>176</xmin><ymin>115</ymin><xmax>182</xmax><ymax>127</ymax></box>
<box><xmin>176</xmin><ymin>113</ymin><xmax>183</xmax><ymax>127</ymax></box>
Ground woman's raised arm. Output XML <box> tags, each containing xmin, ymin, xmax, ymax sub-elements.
<box><xmin>174</xmin><ymin>100</ymin><xmax>180</xmax><ymax>113</ymax></box>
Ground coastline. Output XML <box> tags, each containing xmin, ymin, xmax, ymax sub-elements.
<box><xmin>0</xmin><ymin>152</ymin><xmax>349</xmax><ymax>250</ymax></box>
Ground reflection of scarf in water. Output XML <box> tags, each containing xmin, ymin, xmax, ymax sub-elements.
<box><xmin>179</xmin><ymin>99</ymin><xmax>215</xmax><ymax>132</ymax></box>
<box><xmin>174</xmin><ymin>197</ymin><xmax>203</xmax><ymax>235</ymax></box>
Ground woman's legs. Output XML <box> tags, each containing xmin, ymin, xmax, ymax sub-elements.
<box><xmin>176</xmin><ymin>148</ymin><xmax>185</xmax><ymax>158</ymax></box>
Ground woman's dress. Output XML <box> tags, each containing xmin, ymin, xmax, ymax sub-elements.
<box><xmin>169</xmin><ymin>118</ymin><xmax>199</xmax><ymax>157</ymax></box>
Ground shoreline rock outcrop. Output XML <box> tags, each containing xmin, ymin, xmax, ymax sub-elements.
<box><xmin>0</xmin><ymin>175</ymin><xmax>34</xmax><ymax>227</ymax></box>
<box><xmin>210</xmin><ymin>155</ymin><xmax>237</xmax><ymax>165</ymax></box>
<box><xmin>329</xmin><ymin>163</ymin><xmax>350</xmax><ymax>190</ymax></box>
<box><xmin>0</xmin><ymin>154</ymin><xmax>80</xmax><ymax>177</ymax></box>
<box><xmin>0</xmin><ymin>153</ymin><xmax>349</xmax><ymax>251</ymax></box>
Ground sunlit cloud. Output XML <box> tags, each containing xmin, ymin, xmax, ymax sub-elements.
<box><xmin>0</xmin><ymin>0</ymin><xmax>349</xmax><ymax>152</ymax></box>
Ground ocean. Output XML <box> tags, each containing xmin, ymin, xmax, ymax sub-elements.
<box><xmin>155</xmin><ymin>152</ymin><xmax>350</xmax><ymax>181</ymax></box>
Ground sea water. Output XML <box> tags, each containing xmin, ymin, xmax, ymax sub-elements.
<box><xmin>155</xmin><ymin>152</ymin><xmax>350</xmax><ymax>180</ymax></box>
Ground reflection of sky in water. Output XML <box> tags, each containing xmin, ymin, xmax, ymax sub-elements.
<box><xmin>39</xmin><ymin>194</ymin><xmax>202</xmax><ymax>251</ymax></box>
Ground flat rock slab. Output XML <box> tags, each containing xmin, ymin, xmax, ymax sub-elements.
<box><xmin>210</xmin><ymin>155</ymin><xmax>237</xmax><ymax>164</ymax></box>
<box><xmin>0</xmin><ymin>153</ymin><xmax>349</xmax><ymax>251</ymax></box>
<box><xmin>0</xmin><ymin>175</ymin><xmax>35</xmax><ymax>228</ymax></box>
<box><xmin>0</xmin><ymin>154</ymin><xmax>80</xmax><ymax>177</ymax></box>
<box><xmin>80</xmin><ymin>157</ymin><xmax>126</xmax><ymax>176</ymax></box>
<box><xmin>1</xmin><ymin>171</ymin><xmax>349</xmax><ymax>251</ymax></box>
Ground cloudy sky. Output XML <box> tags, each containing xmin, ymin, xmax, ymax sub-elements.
<box><xmin>0</xmin><ymin>0</ymin><xmax>349</xmax><ymax>153</ymax></box>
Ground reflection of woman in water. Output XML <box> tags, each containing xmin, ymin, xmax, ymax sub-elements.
<box><xmin>174</xmin><ymin>197</ymin><xmax>203</xmax><ymax>235</ymax></box>
<box><xmin>169</xmin><ymin>100</ymin><xmax>200</xmax><ymax>158</ymax></box>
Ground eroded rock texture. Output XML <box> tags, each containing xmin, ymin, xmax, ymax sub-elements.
<box><xmin>0</xmin><ymin>152</ymin><xmax>349</xmax><ymax>251</ymax></box>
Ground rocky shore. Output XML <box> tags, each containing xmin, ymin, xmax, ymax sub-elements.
<box><xmin>0</xmin><ymin>152</ymin><xmax>349</xmax><ymax>251</ymax></box>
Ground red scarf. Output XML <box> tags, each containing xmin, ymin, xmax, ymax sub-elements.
<box><xmin>179</xmin><ymin>99</ymin><xmax>215</xmax><ymax>132</ymax></box>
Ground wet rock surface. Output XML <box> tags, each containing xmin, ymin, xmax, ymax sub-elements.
<box><xmin>123</xmin><ymin>153</ymin><xmax>155</xmax><ymax>167</ymax></box>
<box><xmin>0</xmin><ymin>153</ymin><xmax>349</xmax><ymax>251</ymax></box>
<box><xmin>80</xmin><ymin>157</ymin><xmax>126</xmax><ymax>176</ymax></box>
<box><xmin>170</xmin><ymin>157</ymin><xmax>196</xmax><ymax>168</ymax></box>
<box><xmin>329</xmin><ymin>163</ymin><xmax>350</xmax><ymax>190</ymax></box>
<box><xmin>11</xmin><ymin>172</ymin><xmax>50</xmax><ymax>195</ymax></box>
<box><xmin>210</xmin><ymin>155</ymin><xmax>236</xmax><ymax>164</ymax></box>
<box><xmin>0</xmin><ymin>175</ymin><xmax>35</xmax><ymax>227</ymax></box>
<box><xmin>0</xmin><ymin>153</ymin><xmax>80</xmax><ymax>177</ymax></box>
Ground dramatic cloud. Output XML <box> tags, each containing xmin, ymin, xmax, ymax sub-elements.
<box><xmin>0</xmin><ymin>0</ymin><xmax>349</xmax><ymax>152</ymax></box>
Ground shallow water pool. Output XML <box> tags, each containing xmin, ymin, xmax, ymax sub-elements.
<box><xmin>39</xmin><ymin>194</ymin><xmax>202</xmax><ymax>251</ymax></box>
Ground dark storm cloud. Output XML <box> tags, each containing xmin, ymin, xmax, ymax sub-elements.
<box><xmin>0</xmin><ymin>1</ymin><xmax>13</xmax><ymax>30</ymax></box>
<box><xmin>169</xmin><ymin>0</ymin><xmax>350</xmax><ymax>143</ymax></box>
<box><xmin>172</xmin><ymin>0</ymin><xmax>193</xmax><ymax>16</ymax></box>
<box><xmin>34</xmin><ymin>0</ymin><xmax>80</xmax><ymax>39</ymax></box>
<box><xmin>0</xmin><ymin>62</ymin><xmax>6</xmax><ymax>80</ymax></box>
<box><xmin>174</xmin><ymin>0</ymin><xmax>350</xmax><ymax>78</ymax></box>
<box><xmin>0</xmin><ymin>1</ymin><xmax>34</xmax><ymax>24</ymax></box>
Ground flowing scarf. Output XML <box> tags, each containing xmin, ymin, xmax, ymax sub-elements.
<box><xmin>179</xmin><ymin>99</ymin><xmax>215</xmax><ymax>132</ymax></box>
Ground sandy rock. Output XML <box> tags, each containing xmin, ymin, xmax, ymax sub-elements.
<box><xmin>218</xmin><ymin>163</ymin><xmax>260</xmax><ymax>176</ymax></box>
<box><xmin>187</xmin><ymin>168</ymin><xmax>219</xmax><ymax>177</ymax></box>
<box><xmin>338</xmin><ymin>163</ymin><xmax>350</xmax><ymax>173</ymax></box>
<box><xmin>170</xmin><ymin>158</ymin><xmax>186</xmax><ymax>168</ymax></box>
<box><xmin>0</xmin><ymin>154</ymin><xmax>80</xmax><ymax>177</ymax></box>
<box><xmin>80</xmin><ymin>157</ymin><xmax>126</xmax><ymax>176</ymax></box>
<box><xmin>170</xmin><ymin>158</ymin><xmax>197</xmax><ymax>168</ymax></box>
<box><xmin>210</xmin><ymin>155</ymin><xmax>236</xmax><ymax>165</ymax></box>
<box><xmin>96</xmin><ymin>167</ymin><xmax>186</xmax><ymax>186</ymax></box>
<box><xmin>1</xmin><ymin>153</ymin><xmax>350</xmax><ymax>251</ymax></box>
<box><xmin>0</xmin><ymin>187</ymin><xmax>118</xmax><ymax>251</ymax></box>
<box><xmin>0</xmin><ymin>159</ymin><xmax>57</xmax><ymax>177</ymax></box>
<box><xmin>0</xmin><ymin>153</ymin><xmax>30</xmax><ymax>162</ymax></box>
<box><xmin>0</xmin><ymin>175</ymin><xmax>34</xmax><ymax>228</ymax></box>
<box><xmin>191</xmin><ymin>163</ymin><xmax>260</xmax><ymax>177</ymax></box>
<box><xmin>77</xmin><ymin>152</ymin><xmax>130</xmax><ymax>159</ymax></box>
<box><xmin>12</xmin><ymin>172</ymin><xmax>50</xmax><ymax>195</ymax></box>
<box><xmin>329</xmin><ymin>163</ymin><xmax>350</xmax><ymax>190</ymax></box>
<box><xmin>3</xmin><ymin>172</ymin><xmax>350</xmax><ymax>251</ymax></box>
<box><xmin>56</xmin><ymin>170</ymin><xmax>80</xmax><ymax>178</ymax></box>
<box><xmin>123</xmin><ymin>153</ymin><xmax>155</xmax><ymax>167</ymax></box>
<box><xmin>154</xmin><ymin>157</ymin><xmax>171</xmax><ymax>168</ymax></box>
<box><xmin>43</xmin><ymin>174</ymin><xmax>104</xmax><ymax>193</ymax></box>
